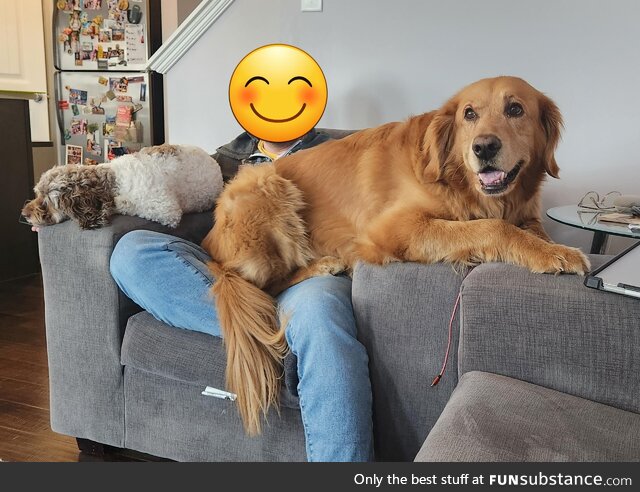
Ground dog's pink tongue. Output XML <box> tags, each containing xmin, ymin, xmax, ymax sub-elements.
<box><xmin>478</xmin><ymin>170</ymin><xmax>506</xmax><ymax>186</ymax></box>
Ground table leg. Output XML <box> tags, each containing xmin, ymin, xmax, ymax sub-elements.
<box><xmin>590</xmin><ymin>231</ymin><xmax>609</xmax><ymax>254</ymax></box>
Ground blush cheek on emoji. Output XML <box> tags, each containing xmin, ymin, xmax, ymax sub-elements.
<box><xmin>299</xmin><ymin>87</ymin><xmax>317</xmax><ymax>105</ymax></box>
<box><xmin>241</xmin><ymin>86</ymin><xmax>257</xmax><ymax>105</ymax></box>
<box><xmin>228</xmin><ymin>44</ymin><xmax>328</xmax><ymax>143</ymax></box>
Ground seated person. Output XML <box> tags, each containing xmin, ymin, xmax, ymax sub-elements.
<box><xmin>108</xmin><ymin>129</ymin><xmax>375</xmax><ymax>462</ymax></box>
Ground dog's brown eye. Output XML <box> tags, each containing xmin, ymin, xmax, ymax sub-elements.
<box><xmin>464</xmin><ymin>107</ymin><xmax>477</xmax><ymax>121</ymax></box>
<box><xmin>506</xmin><ymin>102</ymin><xmax>524</xmax><ymax>117</ymax></box>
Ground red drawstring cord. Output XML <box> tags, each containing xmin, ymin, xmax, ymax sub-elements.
<box><xmin>431</xmin><ymin>267</ymin><xmax>472</xmax><ymax>387</ymax></box>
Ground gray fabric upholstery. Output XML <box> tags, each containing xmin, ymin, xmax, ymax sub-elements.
<box><xmin>416</xmin><ymin>371</ymin><xmax>640</xmax><ymax>462</ymax></box>
<box><xmin>39</xmin><ymin>212</ymin><xmax>212</xmax><ymax>447</ymax></box>
<box><xmin>458</xmin><ymin>259</ymin><xmax>640</xmax><ymax>414</ymax></box>
<box><xmin>123</xmin><ymin>367</ymin><xmax>306</xmax><ymax>462</ymax></box>
<box><xmin>352</xmin><ymin>261</ymin><xmax>468</xmax><ymax>462</ymax></box>
<box><xmin>41</xmin><ymin>203</ymin><xmax>637</xmax><ymax>462</ymax></box>
<box><xmin>121</xmin><ymin>311</ymin><xmax>300</xmax><ymax>408</ymax></box>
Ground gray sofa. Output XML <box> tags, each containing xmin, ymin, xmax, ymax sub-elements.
<box><xmin>38</xmin><ymin>213</ymin><xmax>640</xmax><ymax>462</ymax></box>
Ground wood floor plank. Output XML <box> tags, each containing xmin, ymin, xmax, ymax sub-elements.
<box><xmin>0</xmin><ymin>315</ymin><xmax>46</xmax><ymax>347</ymax></box>
<box><xmin>0</xmin><ymin>357</ymin><xmax>49</xmax><ymax>385</ymax></box>
<box><xmin>0</xmin><ymin>340</ymin><xmax>48</xmax><ymax>367</ymax></box>
<box><xmin>0</xmin><ymin>425</ymin><xmax>78</xmax><ymax>462</ymax></box>
<box><xmin>0</xmin><ymin>377</ymin><xmax>49</xmax><ymax>409</ymax></box>
<box><xmin>0</xmin><ymin>400</ymin><xmax>51</xmax><ymax>434</ymax></box>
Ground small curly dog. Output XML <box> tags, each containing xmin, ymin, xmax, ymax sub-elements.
<box><xmin>22</xmin><ymin>144</ymin><xmax>223</xmax><ymax>229</ymax></box>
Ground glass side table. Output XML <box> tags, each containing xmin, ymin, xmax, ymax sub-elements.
<box><xmin>547</xmin><ymin>205</ymin><xmax>640</xmax><ymax>254</ymax></box>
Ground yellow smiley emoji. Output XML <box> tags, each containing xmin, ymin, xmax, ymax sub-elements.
<box><xmin>229</xmin><ymin>44</ymin><xmax>328</xmax><ymax>143</ymax></box>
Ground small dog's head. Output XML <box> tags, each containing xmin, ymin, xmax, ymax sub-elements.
<box><xmin>22</xmin><ymin>165</ymin><xmax>116</xmax><ymax>230</ymax></box>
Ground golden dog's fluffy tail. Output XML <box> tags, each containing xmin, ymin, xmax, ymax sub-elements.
<box><xmin>208</xmin><ymin>261</ymin><xmax>287</xmax><ymax>435</ymax></box>
<box><xmin>202</xmin><ymin>164</ymin><xmax>312</xmax><ymax>434</ymax></box>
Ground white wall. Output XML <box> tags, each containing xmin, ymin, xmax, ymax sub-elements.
<box><xmin>165</xmin><ymin>0</ymin><xmax>640</xmax><ymax>252</ymax></box>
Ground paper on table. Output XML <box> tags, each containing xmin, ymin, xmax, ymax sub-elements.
<box><xmin>597</xmin><ymin>212</ymin><xmax>640</xmax><ymax>226</ymax></box>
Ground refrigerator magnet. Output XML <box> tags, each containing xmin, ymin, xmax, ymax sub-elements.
<box><xmin>110</xmin><ymin>77</ymin><xmax>129</xmax><ymax>93</ymax></box>
<box><xmin>84</xmin><ymin>1</ymin><xmax>104</xmax><ymax>10</ymax></box>
<box><xmin>69</xmin><ymin>89</ymin><xmax>88</xmax><ymax>105</ymax></box>
<box><xmin>98</xmin><ymin>76</ymin><xmax>108</xmax><ymax>86</ymax></box>
<box><xmin>139</xmin><ymin>83</ymin><xmax>146</xmax><ymax>102</ymax></box>
<box><xmin>58</xmin><ymin>100</ymin><xmax>70</xmax><ymax>110</ymax></box>
<box><xmin>71</xmin><ymin>119</ymin><xmax>88</xmax><ymax>135</ymax></box>
<box><xmin>69</xmin><ymin>12</ymin><xmax>82</xmax><ymax>31</ymax></box>
<box><xmin>127</xmin><ymin>4</ymin><xmax>142</xmax><ymax>24</ymax></box>
<box><xmin>105</xmin><ymin>90</ymin><xmax>116</xmax><ymax>100</ymax></box>
<box><xmin>71</xmin><ymin>104</ymin><xmax>80</xmax><ymax>116</ymax></box>
<box><xmin>65</xmin><ymin>144</ymin><xmax>83</xmax><ymax>166</ymax></box>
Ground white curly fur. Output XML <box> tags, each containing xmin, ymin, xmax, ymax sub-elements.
<box><xmin>108</xmin><ymin>145</ymin><xmax>223</xmax><ymax>227</ymax></box>
<box><xmin>24</xmin><ymin>145</ymin><xmax>223</xmax><ymax>229</ymax></box>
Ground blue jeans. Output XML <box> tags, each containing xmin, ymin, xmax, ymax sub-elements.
<box><xmin>110</xmin><ymin>230</ymin><xmax>373</xmax><ymax>462</ymax></box>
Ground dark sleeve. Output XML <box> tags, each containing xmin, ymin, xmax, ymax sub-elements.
<box><xmin>212</xmin><ymin>152</ymin><xmax>241</xmax><ymax>183</ymax></box>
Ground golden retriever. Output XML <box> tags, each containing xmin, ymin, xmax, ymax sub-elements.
<box><xmin>201</xmin><ymin>76</ymin><xmax>589</xmax><ymax>434</ymax></box>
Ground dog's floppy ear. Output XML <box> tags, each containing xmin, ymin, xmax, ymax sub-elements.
<box><xmin>47</xmin><ymin>190</ymin><xmax>61</xmax><ymax>209</ymax></box>
<box><xmin>57</xmin><ymin>171</ymin><xmax>115</xmax><ymax>230</ymax></box>
<box><xmin>422</xmin><ymin>99</ymin><xmax>457</xmax><ymax>182</ymax></box>
<box><xmin>539</xmin><ymin>94</ymin><xmax>563</xmax><ymax>179</ymax></box>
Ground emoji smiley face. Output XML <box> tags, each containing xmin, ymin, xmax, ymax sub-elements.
<box><xmin>229</xmin><ymin>44</ymin><xmax>328</xmax><ymax>142</ymax></box>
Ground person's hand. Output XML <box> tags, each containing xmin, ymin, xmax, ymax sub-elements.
<box><xmin>31</xmin><ymin>226</ymin><xmax>40</xmax><ymax>233</ymax></box>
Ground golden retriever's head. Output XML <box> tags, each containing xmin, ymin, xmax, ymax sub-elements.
<box><xmin>425</xmin><ymin>76</ymin><xmax>562</xmax><ymax>196</ymax></box>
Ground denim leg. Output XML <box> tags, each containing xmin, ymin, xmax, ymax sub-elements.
<box><xmin>111</xmin><ymin>231</ymin><xmax>373</xmax><ymax>461</ymax></box>
<box><xmin>110</xmin><ymin>230</ymin><xmax>221</xmax><ymax>337</ymax></box>
<box><xmin>277</xmin><ymin>275</ymin><xmax>374</xmax><ymax>462</ymax></box>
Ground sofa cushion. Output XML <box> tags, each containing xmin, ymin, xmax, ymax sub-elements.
<box><xmin>352</xmin><ymin>261</ymin><xmax>467</xmax><ymax>461</ymax></box>
<box><xmin>415</xmin><ymin>371</ymin><xmax>640</xmax><ymax>462</ymax></box>
<box><xmin>458</xmin><ymin>255</ymin><xmax>640</xmax><ymax>414</ymax></box>
<box><xmin>121</xmin><ymin>311</ymin><xmax>300</xmax><ymax>408</ymax></box>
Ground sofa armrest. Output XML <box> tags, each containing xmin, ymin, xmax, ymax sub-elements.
<box><xmin>458</xmin><ymin>256</ymin><xmax>640</xmax><ymax>414</ymax></box>
<box><xmin>39</xmin><ymin>212</ymin><xmax>213</xmax><ymax>446</ymax></box>
<box><xmin>352</xmin><ymin>262</ymin><xmax>467</xmax><ymax>461</ymax></box>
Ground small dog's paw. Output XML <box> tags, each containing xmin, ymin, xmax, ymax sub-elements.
<box><xmin>528</xmin><ymin>244</ymin><xmax>590</xmax><ymax>275</ymax></box>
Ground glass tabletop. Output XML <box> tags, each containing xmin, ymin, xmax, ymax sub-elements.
<box><xmin>547</xmin><ymin>205</ymin><xmax>640</xmax><ymax>239</ymax></box>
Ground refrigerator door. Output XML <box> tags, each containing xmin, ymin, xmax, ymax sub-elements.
<box><xmin>53</xmin><ymin>0</ymin><xmax>153</xmax><ymax>72</ymax></box>
<box><xmin>55</xmin><ymin>70</ymin><xmax>154</xmax><ymax>165</ymax></box>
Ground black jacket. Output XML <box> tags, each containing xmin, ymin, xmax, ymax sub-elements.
<box><xmin>212</xmin><ymin>129</ymin><xmax>334</xmax><ymax>182</ymax></box>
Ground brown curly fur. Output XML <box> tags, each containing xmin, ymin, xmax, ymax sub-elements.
<box><xmin>22</xmin><ymin>165</ymin><xmax>116</xmax><ymax>230</ymax></box>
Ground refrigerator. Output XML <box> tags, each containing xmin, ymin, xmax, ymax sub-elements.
<box><xmin>53</xmin><ymin>0</ymin><xmax>164</xmax><ymax>166</ymax></box>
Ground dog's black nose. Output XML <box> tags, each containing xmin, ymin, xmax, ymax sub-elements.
<box><xmin>472</xmin><ymin>135</ymin><xmax>502</xmax><ymax>161</ymax></box>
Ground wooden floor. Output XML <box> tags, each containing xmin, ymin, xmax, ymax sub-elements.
<box><xmin>0</xmin><ymin>274</ymin><xmax>166</xmax><ymax>462</ymax></box>
<box><xmin>0</xmin><ymin>274</ymin><xmax>83</xmax><ymax>461</ymax></box>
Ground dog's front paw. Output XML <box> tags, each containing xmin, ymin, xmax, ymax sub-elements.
<box><xmin>527</xmin><ymin>244</ymin><xmax>590</xmax><ymax>275</ymax></box>
<box><xmin>314</xmin><ymin>256</ymin><xmax>349</xmax><ymax>276</ymax></box>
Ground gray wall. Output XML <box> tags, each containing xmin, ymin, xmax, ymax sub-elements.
<box><xmin>165</xmin><ymin>0</ymin><xmax>640</xmax><ymax>252</ymax></box>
